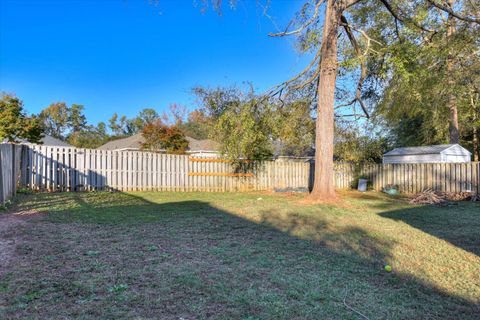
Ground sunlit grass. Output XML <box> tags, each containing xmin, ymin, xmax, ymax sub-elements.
<box><xmin>1</xmin><ymin>190</ymin><xmax>479</xmax><ymax>319</ymax></box>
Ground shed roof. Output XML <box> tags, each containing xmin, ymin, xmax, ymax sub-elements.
<box><xmin>384</xmin><ymin>144</ymin><xmax>471</xmax><ymax>156</ymax></box>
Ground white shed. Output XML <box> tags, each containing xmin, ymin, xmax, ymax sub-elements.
<box><xmin>383</xmin><ymin>144</ymin><xmax>471</xmax><ymax>164</ymax></box>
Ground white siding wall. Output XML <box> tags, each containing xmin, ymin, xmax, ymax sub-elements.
<box><xmin>444</xmin><ymin>154</ymin><xmax>471</xmax><ymax>163</ymax></box>
<box><xmin>442</xmin><ymin>145</ymin><xmax>471</xmax><ymax>156</ymax></box>
<box><xmin>383</xmin><ymin>154</ymin><xmax>442</xmax><ymax>164</ymax></box>
<box><xmin>441</xmin><ymin>145</ymin><xmax>471</xmax><ymax>163</ymax></box>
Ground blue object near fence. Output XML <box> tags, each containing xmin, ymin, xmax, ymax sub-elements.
<box><xmin>358</xmin><ymin>179</ymin><xmax>368</xmax><ymax>192</ymax></box>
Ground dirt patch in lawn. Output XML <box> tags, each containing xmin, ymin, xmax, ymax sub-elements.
<box><xmin>0</xmin><ymin>214</ymin><xmax>25</xmax><ymax>276</ymax></box>
<box><xmin>0</xmin><ymin>209</ymin><xmax>44</xmax><ymax>277</ymax></box>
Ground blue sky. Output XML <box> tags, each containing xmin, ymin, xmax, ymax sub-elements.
<box><xmin>0</xmin><ymin>0</ymin><xmax>313</xmax><ymax>125</ymax></box>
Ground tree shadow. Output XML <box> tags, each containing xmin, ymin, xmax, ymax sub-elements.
<box><xmin>380</xmin><ymin>202</ymin><xmax>480</xmax><ymax>256</ymax></box>
<box><xmin>3</xmin><ymin>191</ymin><xmax>480</xmax><ymax>319</ymax></box>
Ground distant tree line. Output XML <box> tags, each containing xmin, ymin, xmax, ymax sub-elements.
<box><xmin>1</xmin><ymin>69</ymin><xmax>478</xmax><ymax>162</ymax></box>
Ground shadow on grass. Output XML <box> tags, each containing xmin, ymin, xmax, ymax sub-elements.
<box><xmin>380</xmin><ymin>202</ymin><xmax>480</xmax><ymax>256</ymax></box>
<box><xmin>2</xmin><ymin>191</ymin><xmax>479</xmax><ymax>319</ymax></box>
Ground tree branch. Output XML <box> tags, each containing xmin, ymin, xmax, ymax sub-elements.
<box><xmin>267</xmin><ymin>48</ymin><xmax>322</xmax><ymax>96</ymax></box>
<box><xmin>268</xmin><ymin>0</ymin><xmax>325</xmax><ymax>37</ymax></box>
<box><xmin>379</xmin><ymin>0</ymin><xmax>434</xmax><ymax>32</ymax></box>
<box><xmin>293</xmin><ymin>64</ymin><xmax>321</xmax><ymax>90</ymax></box>
<box><xmin>427</xmin><ymin>0</ymin><xmax>480</xmax><ymax>24</ymax></box>
<box><xmin>345</xmin><ymin>0</ymin><xmax>365</xmax><ymax>9</ymax></box>
<box><xmin>340</xmin><ymin>15</ymin><xmax>372</xmax><ymax>118</ymax></box>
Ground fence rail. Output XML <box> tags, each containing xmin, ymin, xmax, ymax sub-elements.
<box><xmin>0</xmin><ymin>144</ymin><xmax>479</xmax><ymax>195</ymax></box>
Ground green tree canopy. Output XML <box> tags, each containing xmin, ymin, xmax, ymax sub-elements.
<box><xmin>0</xmin><ymin>93</ymin><xmax>43</xmax><ymax>143</ymax></box>
<box><xmin>39</xmin><ymin>102</ymin><xmax>70</xmax><ymax>139</ymax></box>
<box><xmin>194</xmin><ymin>86</ymin><xmax>317</xmax><ymax>160</ymax></box>
<box><xmin>67</xmin><ymin>122</ymin><xmax>109</xmax><ymax>149</ymax></box>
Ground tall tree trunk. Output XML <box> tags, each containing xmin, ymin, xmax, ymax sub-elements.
<box><xmin>310</xmin><ymin>0</ymin><xmax>343</xmax><ymax>201</ymax></box>
<box><xmin>446</xmin><ymin>0</ymin><xmax>460</xmax><ymax>144</ymax></box>
<box><xmin>473</xmin><ymin>126</ymin><xmax>479</xmax><ymax>162</ymax></box>
<box><xmin>472</xmin><ymin>93</ymin><xmax>479</xmax><ymax>161</ymax></box>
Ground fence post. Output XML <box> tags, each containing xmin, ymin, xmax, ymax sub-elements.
<box><xmin>11</xmin><ymin>144</ymin><xmax>16</xmax><ymax>197</ymax></box>
<box><xmin>0</xmin><ymin>146</ymin><xmax>4</xmax><ymax>205</ymax></box>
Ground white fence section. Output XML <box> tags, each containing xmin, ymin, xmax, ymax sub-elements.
<box><xmin>21</xmin><ymin>145</ymin><xmax>310</xmax><ymax>192</ymax></box>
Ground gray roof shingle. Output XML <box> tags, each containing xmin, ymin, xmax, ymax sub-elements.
<box><xmin>383</xmin><ymin>144</ymin><xmax>468</xmax><ymax>156</ymax></box>
<box><xmin>97</xmin><ymin>133</ymin><xmax>143</xmax><ymax>150</ymax></box>
<box><xmin>3</xmin><ymin>135</ymin><xmax>72</xmax><ymax>147</ymax></box>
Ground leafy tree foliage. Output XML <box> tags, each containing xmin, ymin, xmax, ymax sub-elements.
<box><xmin>108</xmin><ymin>113</ymin><xmax>127</xmax><ymax>136</ymax></box>
<box><xmin>67</xmin><ymin>122</ymin><xmax>109</xmax><ymax>149</ymax></box>
<box><xmin>216</xmin><ymin>99</ymin><xmax>275</xmax><ymax>160</ymax></box>
<box><xmin>69</xmin><ymin>104</ymin><xmax>87</xmax><ymax>132</ymax></box>
<box><xmin>194</xmin><ymin>86</ymin><xmax>275</xmax><ymax>160</ymax></box>
<box><xmin>194</xmin><ymin>86</ymin><xmax>317</xmax><ymax>160</ymax></box>
<box><xmin>108</xmin><ymin>108</ymin><xmax>161</xmax><ymax>136</ymax></box>
<box><xmin>138</xmin><ymin>108</ymin><xmax>160</xmax><ymax>125</ymax></box>
<box><xmin>39</xmin><ymin>102</ymin><xmax>90</xmax><ymax>140</ymax></box>
<box><xmin>349</xmin><ymin>0</ymin><xmax>479</xmax><ymax>158</ymax></box>
<box><xmin>0</xmin><ymin>93</ymin><xmax>43</xmax><ymax>143</ymax></box>
<box><xmin>141</xmin><ymin>120</ymin><xmax>189</xmax><ymax>154</ymax></box>
<box><xmin>178</xmin><ymin>110</ymin><xmax>211</xmax><ymax>140</ymax></box>
<box><xmin>39</xmin><ymin>102</ymin><xmax>70</xmax><ymax>139</ymax></box>
<box><xmin>273</xmin><ymin>99</ymin><xmax>315</xmax><ymax>157</ymax></box>
<box><xmin>334</xmin><ymin>122</ymin><xmax>389</xmax><ymax>163</ymax></box>
<box><xmin>264</xmin><ymin>0</ymin><xmax>479</xmax><ymax>199</ymax></box>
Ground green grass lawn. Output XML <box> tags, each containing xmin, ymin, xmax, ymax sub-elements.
<box><xmin>1</xmin><ymin>191</ymin><xmax>479</xmax><ymax>319</ymax></box>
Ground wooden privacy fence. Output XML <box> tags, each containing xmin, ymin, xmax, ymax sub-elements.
<box><xmin>0</xmin><ymin>144</ymin><xmax>23</xmax><ymax>205</ymax></box>
<box><xmin>334</xmin><ymin>162</ymin><xmax>480</xmax><ymax>194</ymax></box>
<box><xmin>2</xmin><ymin>144</ymin><xmax>479</xmax><ymax>194</ymax></box>
<box><xmin>20</xmin><ymin>145</ymin><xmax>310</xmax><ymax>192</ymax></box>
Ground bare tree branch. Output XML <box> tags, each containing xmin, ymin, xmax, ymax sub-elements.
<box><xmin>293</xmin><ymin>64</ymin><xmax>321</xmax><ymax>90</ymax></box>
<box><xmin>335</xmin><ymin>99</ymin><xmax>357</xmax><ymax>109</ymax></box>
<box><xmin>268</xmin><ymin>0</ymin><xmax>325</xmax><ymax>37</ymax></box>
<box><xmin>342</xmin><ymin>22</ymin><xmax>383</xmax><ymax>49</ymax></box>
<box><xmin>267</xmin><ymin>47</ymin><xmax>322</xmax><ymax>96</ymax></box>
<box><xmin>334</xmin><ymin>113</ymin><xmax>368</xmax><ymax>120</ymax></box>
<box><xmin>339</xmin><ymin>15</ymin><xmax>376</xmax><ymax>118</ymax></box>
<box><xmin>427</xmin><ymin>0</ymin><xmax>480</xmax><ymax>24</ymax></box>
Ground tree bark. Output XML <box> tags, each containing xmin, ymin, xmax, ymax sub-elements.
<box><xmin>309</xmin><ymin>0</ymin><xmax>343</xmax><ymax>201</ymax></box>
<box><xmin>473</xmin><ymin>125</ymin><xmax>479</xmax><ymax>162</ymax></box>
<box><xmin>446</xmin><ymin>0</ymin><xmax>460</xmax><ymax>144</ymax></box>
<box><xmin>472</xmin><ymin>93</ymin><xmax>479</xmax><ymax>161</ymax></box>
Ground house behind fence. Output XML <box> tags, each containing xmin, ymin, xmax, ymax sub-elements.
<box><xmin>0</xmin><ymin>143</ymin><xmax>479</xmax><ymax>204</ymax></box>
